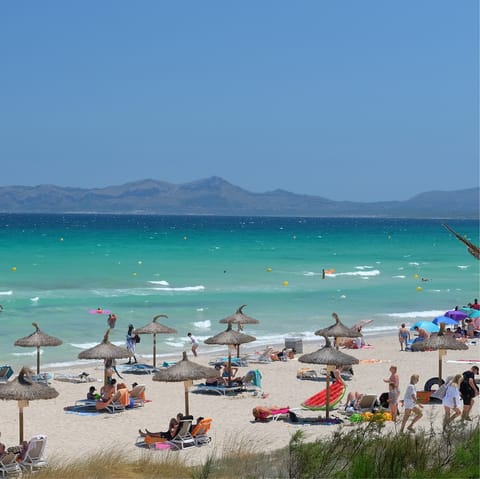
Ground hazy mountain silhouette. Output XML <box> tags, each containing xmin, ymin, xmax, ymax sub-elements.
<box><xmin>0</xmin><ymin>177</ymin><xmax>478</xmax><ymax>218</ymax></box>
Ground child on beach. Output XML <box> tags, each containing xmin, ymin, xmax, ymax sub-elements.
<box><xmin>400</xmin><ymin>374</ymin><xmax>423</xmax><ymax>433</ymax></box>
<box><xmin>387</xmin><ymin>382</ymin><xmax>399</xmax><ymax>421</ymax></box>
<box><xmin>87</xmin><ymin>386</ymin><xmax>98</xmax><ymax>400</ymax></box>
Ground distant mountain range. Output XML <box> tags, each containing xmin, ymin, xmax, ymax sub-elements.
<box><xmin>0</xmin><ymin>177</ymin><xmax>478</xmax><ymax>218</ymax></box>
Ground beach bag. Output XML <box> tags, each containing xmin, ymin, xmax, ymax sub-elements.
<box><xmin>134</xmin><ymin>334</ymin><xmax>141</xmax><ymax>343</ymax></box>
<box><xmin>431</xmin><ymin>379</ymin><xmax>451</xmax><ymax>400</ymax></box>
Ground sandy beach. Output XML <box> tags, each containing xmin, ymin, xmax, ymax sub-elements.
<box><xmin>0</xmin><ymin>332</ymin><xmax>478</xmax><ymax>467</ymax></box>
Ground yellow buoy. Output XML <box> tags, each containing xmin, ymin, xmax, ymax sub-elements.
<box><xmin>283</xmin><ymin>281</ymin><xmax>289</xmax><ymax>286</ymax></box>
<box><xmin>11</xmin><ymin>267</ymin><xmax>16</xmax><ymax>272</ymax></box>
<box><xmin>266</xmin><ymin>267</ymin><xmax>272</xmax><ymax>272</ymax></box>
<box><xmin>183</xmin><ymin>236</ymin><xmax>188</xmax><ymax>240</ymax></box>
<box><xmin>416</xmin><ymin>286</ymin><xmax>422</xmax><ymax>292</ymax></box>
<box><xmin>414</xmin><ymin>274</ymin><xmax>419</xmax><ymax>279</ymax></box>
<box><xmin>133</xmin><ymin>272</ymin><xmax>137</xmax><ymax>276</ymax></box>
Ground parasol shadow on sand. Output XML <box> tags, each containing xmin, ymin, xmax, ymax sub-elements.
<box><xmin>135</xmin><ymin>314</ymin><xmax>177</xmax><ymax>368</ymax></box>
<box><xmin>152</xmin><ymin>351</ymin><xmax>218</xmax><ymax>416</ymax></box>
<box><xmin>299</xmin><ymin>334</ymin><xmax>359</xmax><ymax>420</ymax></box>
<box><xmin>411</xmin><ymin>323</ymin><xmax>468</xmax><ymax>382</ymax></box>
<box><xmin>78</xmin><ymin>329</ymin><xmax>132</xmax><ymax>386</ymax></box>
<box><xmin>0</xmin><ymin>367</ymin><xmax>59</xmax><ymax>443</ymax></box>
<box><xmin>315</xmin><ymin>313</ymin><xmax>362</xmax><ymax>350</ymax></box>
<box><xmin>205</xmin><ymin>323</ymin><xmax>256</xmax><ymax>385</ymax></box>
<box><xmin>219</xmin><ymin>305</ymin><xmax>259</xmax><ymax>357</ymax></box>
<box><xmin>14</xmin><ymin>322</ymin><xmax>63</xmax><ymax>375</ymax></box>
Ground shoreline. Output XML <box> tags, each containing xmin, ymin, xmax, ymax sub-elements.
<box><xmin>0</xmin><ymin>331</ymin><xmax>478</xmax><ymax>466</ymax></box>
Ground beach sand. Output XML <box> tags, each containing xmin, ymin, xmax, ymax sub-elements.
<box><xmin>0</xmin><ymin>333</ymin><xmax>478</xmax><ymax>466</ymax></box>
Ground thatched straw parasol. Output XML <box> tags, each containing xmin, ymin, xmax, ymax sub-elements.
<box><xmin>443</xmin><ymin>223</ymin><xmax>480</xmax><ymax>260</ymax></box>
<box><xmin>299</xmin><ymin>334</ymin><xmax>359</xmax><ymax>419</ymax></box>
<box><xmin>152</xmin><ymin>351</ymin><xmax>218</xmax><ymax>416</ymax></box>
<box><xmin>78</xmin><ymin>329</ymin><xmax>132</xmax><ymax>385</ymax></box>
<box><xmin>14</xmin><ymin>322</ymin><xmax>63</xmax><ymax>374</ymax></box>
<box><xmin>135</xmin><ymin>314</ymin><xmax>177</xmax><ymax>368</ymax></box>
<box><xmin>205</xmin><ymin>323</ymin><xmax>256</xmax><ymax>385</ymax></box>
<box><xmin>315</xmin><ymin>313</ymin><xmax>362</xmax><ymax>350</ymax></box>
<box><xmin>219</xmin><ymin>305</ymin><xmax>259</xmax><ymax>357</ymax></box>
<box><xmin>411</xmin><ymin>323</ymin><xmax>468</xmax><ymax>382</ymax></box>
<box><xmin>0</xmin><ymin>367</ymin><xmax>59</xmax><ymax>443</ymax></box>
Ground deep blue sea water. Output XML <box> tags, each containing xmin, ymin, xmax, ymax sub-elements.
<box><xmin>0</xmin><ymin>214</ymin><xmax>478</xmax><ymax>370</ymax></box>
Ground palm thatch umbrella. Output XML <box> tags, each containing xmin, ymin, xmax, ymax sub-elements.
<box><xmin>0</xmin><ymin>367</ymin><xmax>59</xmax><ymax>443</ymax></box>
<box><xmin>152</xmin><ymin>351</ymin><xmax>218</xmax><ymax>416</ymax></box>
<box><xmin>205</xmin><ymin>323</ymin><xmax>256</xmax><ymax>385</ymax></box>
<box><xmin>78</xmin><ymin>329</ymin><xmax>132</xmax><ymax>385</ymax></box>
<box><xmin>135</xmin><ymin>314</ymin><xmax>177</xmax><ymax>368</ymax></box>
<box><xmin>411</xmin><ymin>323</ymin><xmax>468</xmax><ymax>382</ymax></box>
<box><xmin>299</xmin><ymin>334</ymin><xmax>359</xmax><ymax>419</ymax></box>
<box><xmin>14</xmin><ymin>322</ymin><xmax>63</xmax><ymax>374</ymax></box>
<box><xmin>315</xmin><ymin>313</ymin><xmax>362</xmax><ymax>350</ymax></box>
<box><xmin>443</xmin><ymin>223</ymin><xmax>480</xmax><ymax>260</ymax></box>
<box><xmin>219</xmin><ymin>305</ymin><xmax>259</xmax><ymax>357</ymax></box>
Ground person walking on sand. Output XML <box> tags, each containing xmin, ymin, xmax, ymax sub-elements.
<box><xmin>384</xmin><ymin>365</ymin><xmax>400</xmax><ymax>420</ymax></box>
<box><xmin>188</xmin><ymin>332</ymin><xmax>199</xmax><ymax>357</ymax></box>
<box><xmin>398</xmin><ymin>323</ymin><xmax>410</xmax><ymax>351</ymax></box>
<box><xmin>460</xmin><ymin>365</ymin><xmax>479</xmax><ymax>421</ymax></box>
<box><xmin>443</xmin><ymin>374</ymin><xmax>462</xmax><ymax>430</ymax></box>
<box><xmin>126</xmin><ymin>324</ymin><xmax>138</xmax><ymax>364</ymax></box>
<box><xmin>400</xmin><ymin>374</ymin><xmax>423</xmax><ymax>433</ymax></box>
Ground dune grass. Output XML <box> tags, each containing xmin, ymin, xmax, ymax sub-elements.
<box><xmin>27</xmin><ymin>419</ymin><xmax>479</xmax><ymax>479</ymax></box>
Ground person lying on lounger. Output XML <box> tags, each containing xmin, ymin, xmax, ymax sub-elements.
<box><xmin>138</xmin><ymin>413</ymin><xmax>185</xmax><ymax>440</ymax></box>
<box><xmin>205</xmin><ymin>365</ymin><xmax>227</xmax><ymax>386</ymax></box>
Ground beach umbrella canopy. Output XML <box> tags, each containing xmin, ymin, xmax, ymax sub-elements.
<box><xmin>469</xmin><ymin>310</ymin><xmax>480</xmax><ymax>319</ymax></box>
<box><xmin>205</xmin><ymin>323</ymin><xmax>256</xmax><ymax>385</ymax></box>
<box><xmin>410</xmin><ymin>321</ymin><xmax>440</xmax><ymax>333</ymax></box>
<box><xmin>0</xmin><ymin>367</ymin><xmax>59</xmax><ymax>443</ymax></box>
<box><xmin>78</xmin><ymin>329</ymin><xmax>132</xmax><ymax>385</ymax></box>
<box><xmin>351</xmin><ymin>319</ymin><xmax>373</xmax><ymax>331</ymax></box>
<box><xmin>432</xmin><ymin>316</ymin><xmax>458</xmax><ymax>326</ymax></box>
<box><xmin>411</xmin><ymin>323</ymin><xmax>468</xmax><ymax>381</ymax></box>
<box><xmin>135</xmin><ymin>314</ymin><xmax>177</xmax><ymax>368</ymax></box>
<box><xmin>315</xmin><ymin>313</ymin><xmax>362</xmax><ymax>349</ymax></box>
<box><xmin>219</xmin><ymin>305</ymin><xmax>259</xmax><ymax>356</ymax></box>
<box><xmin>299</xmin><ymin>334</ymin><xmax>359</xmax><ymax>419</ymax></box>
<box><xmin>444</xmin><ymin>310</ymin><xmax>468</xmax><ymax>321</ymax></box>
<box><xmin>152</xmin><ymin>351</ymin><xmax>218</xmax><ymax>415</ymax></box>
<box><xmin>14</xmin><ymin>322</ymin><xmax>63</xmax><ymax>375</ymax></box>
<box><xmin>442</xmin><ymin>223</ymin><xmax>480</xmax><ymax>260</ymax></box>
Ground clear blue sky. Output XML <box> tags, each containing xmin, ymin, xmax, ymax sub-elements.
<box><xmin>0</xmin><ymin>1</ymin><xmax>478</xmax><ymax>202</ymax></box>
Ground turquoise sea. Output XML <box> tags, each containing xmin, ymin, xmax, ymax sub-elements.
<box><xmin>0</xmin><ymin>214</ymin><xmax>478</xmax><ymax>370</ymax></box>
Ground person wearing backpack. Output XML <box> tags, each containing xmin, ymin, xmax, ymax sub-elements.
<box><xmin>442</xmin><ymin>374</ymin><xmax>462</xmax><ymax>430</ymax></box>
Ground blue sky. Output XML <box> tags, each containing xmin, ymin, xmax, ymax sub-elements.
<box><xmin>0</xmin><ymin>1</ymin><xmax>478</xmax><ymax>202</ymax></box>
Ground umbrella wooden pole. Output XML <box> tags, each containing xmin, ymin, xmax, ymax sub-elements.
<box><xmin>153</xmin><ymin>334</ymin><xmax>157</xmax><ymax>368</ymax></box>
<box><xmin>326</xmin><ymin>366</ymin><xmax>334</xmax><ymax>420</ymax></box>
<box><xmin>36</xmin><ymin>347</ymin><xmax>41</xmax><ymax>375</ymax></box>
<box><xmin>228</xmin><ymin>353</ymin><xmax>232</xmax><ymax>387</ymax></box>
<box><xmin>438</xmin><ymin>349</ymin><xmax>446</xmax><ymax>382</ymax></box>
<box><xmin>18</xmin><ymin>400</ymin><xmax>29</xmax><ymax>443</ymax></box>
<box><xmin>184</xmin><ymin>380</ymin><xmax>192</xmax><ymax>416</ymax></box>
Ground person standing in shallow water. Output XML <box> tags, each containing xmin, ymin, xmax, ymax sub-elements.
<box><xmin>188</xmin><ymin>332</ymin><xmax>199</xmax><ymax>357</ymax></box>
<box><xmin>398</xmin><ymin>323</ymin><xmax>410</xmax><ymax>351</ymax></box>
<box><xmin>126</xmin><ymin>324</ymin><xmax>138</xmax><ymax>364</ymax></box>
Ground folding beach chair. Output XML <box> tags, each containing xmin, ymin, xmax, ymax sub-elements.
<box><xmin>0</xmin><ymin>366</ymin><xmax>14</xmax><ymax>383</ymax></box>
<box><xmin>168</xmin><ymin>418</ymin><xmax>195</xmax><ymax>450</ymax></box>
<box><xmin>19</xmin><ymin>434</ymin><xmax>48</xmax><ymax>472</ymax></box>
<box><xmin>0</xmin><ymin>451</ymin><xmax>22</xmax><ymax>477</ymax></box>
<box><xmin>191</xmin><ymin>418</ymin><xmax>213</xmax><ymax>446</ymax></box>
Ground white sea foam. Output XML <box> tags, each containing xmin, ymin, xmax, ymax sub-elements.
<box><xmin>0</xmin><ymin>290</ymin><xmax>13</xmax><ymax>295</ymax></box>
<box><xmin>193</xmin><ymin>320</ymin><xmax>211</xmax><ymax>329</ymax></box>
<box><xmin>148</xmin><ymin>280</ymin><xmax>170</xmax><ymax>286</ymax></box>
<box><xmin>12</xmin><ymin>350</ymin><xmax>41</xmax><ymax>357</ymax></box>
<box><xmin>152</xmin><ymin>285</ymin><xmax>205</xmax><ymax>292</ymax></box>
<box><xmin>329</xmin><ymin>270</ymin><xmax>381</xmax><ymax>277</ymax></box>
<box><xmin>457</xmin><ymin>265</ymin><xmax>469</xmax><ymax>269</ymax></box>
<box><xmin>355</xmin><ymin>265</ymin><xmax>374</xmax><ymax>270</ymax></box>
<box><xmin>392</xmin><ymin>275</ymin><xmax>406</xmax><ymax>279</ymax></box>
<box><xmin>30</xmin><ymin>297</ymin><xmax>39</xmax><ymax>302</ymax></box>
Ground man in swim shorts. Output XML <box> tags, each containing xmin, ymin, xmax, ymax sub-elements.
<box><xmin>460</xmin><ymin>365</ymin><xmax>479</xmax><ymax>421</ymax></box>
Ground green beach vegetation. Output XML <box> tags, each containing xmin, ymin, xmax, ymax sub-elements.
<box><xmin>29</xmin><ymin>420</ymin><xmax>479</xmax><ymax>479</ymax></box>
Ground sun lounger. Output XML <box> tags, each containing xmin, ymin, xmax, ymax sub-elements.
<box><xmin>191</xmin><ymin>418</ymin><xmax>212</xmax><ymax>446</ymax></box>
<box><xmin>129</xmin><ymin>384</ymin><xmax>146</xmax><ymax>407</ymax></box>
<box><xmin>0</xmin><ymin>451</ymin><xmax>22</xmax><ymax>477</ymax></box>
<box><xmin>168</xmin><ymin>418</ymin><xmax>195</xmax><ymax>450</ymax></box>
<box><xmin>209</xmin><ymin>357</ymin><xmax>249</xmax><ymax>367</ymax></box>
<box><xmin>19</xmin><ymin>434</ymin><xmax>48</xmax><ymax>472</ymax></box>
<box><xmin>119</xmin><ymin>363</ymin><xmax>160</xmax><ymax>375</ymax></box>
<box><xmin>55</xmin><ymin>372</ymin><xmax>97</xmax><ymax>383</ymax></box>
<box><xmin>0</xmin><ymin>365</ymin><xmax>14</xmax><ymax>383</ymax></box>
<box><xmin>192</xmin><ymin>383</ymin><xmax>244</xmax><ymax>396</ymax></box>
<box><xmin>297</xmin><ymin>368</ymin><xmax>319</xmax><ymax>380</ymax></box>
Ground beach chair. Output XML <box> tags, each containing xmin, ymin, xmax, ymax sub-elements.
<box><xmin>249</xmin><ymin>347</ymin><xmax>274</xmax><ymax>364</ymax></box>
<box><xmin>356</xmin><ymin>395</ymin><xmax>379</xmax><ymax>413</ymax></box>
<box><xmin>191</xmin><ymin>383</ymin><xmax>244</xmax><ymax>396</ymax></box>
<box><xmin>129</xmin><ymin>384</ymin><xmax>146</xmax><ymax>407</ymax></box>
<box><xmin>19</xmin><ymin>434</ymin><xmax>48</xmax><ymax>472</ymax></box>
<box><xmin>243</xmin><ymin>369</ymin><xmax>262</xmax><ymax>393</ymax></box>
<box><xmin>209</xmin><ymin>357</ymin><xmax>249</xmax><ymax>367</ymax></box>
<box><xmin>0</xmin><ymin>451</ymin><xmax>22</xmax><ymax>477</ymax></box>
<box><xmin>191</xmin><ymin>418</ymin><xmax>213</xmax><ymax>446</ymax></box>
<box><xmin>297</xmin><ymin>368</ymin><xmax>318</xmax><ymax>380</ymax></box>
<box><xmin>168</xmin><ymin>418</ymin><xmax>195</xmax><ymax>450</ymax></box>
<box><xmin>95</xmin><ymin>390</ymin><xmax>126</xmax><ymax>413</ymax></box>
<box><xmin>0</xmin><ymin>366</ymin><xmax>14</xmax><ymax>383</ymax></box>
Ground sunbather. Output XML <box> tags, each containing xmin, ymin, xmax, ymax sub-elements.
<box><xmin>138</xmin><ymin>413</ymin><xmax>183</xmax><ymax>440</ymax></box>
<box><xmin>252</xmin><ymin>405</ymin><xmax>291</xmax><ymax>422</ymax></box>
<box><xmin>205</xmin><ymin>365</ymin><xmax>227</xmax><ymax>386</ymax></box>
